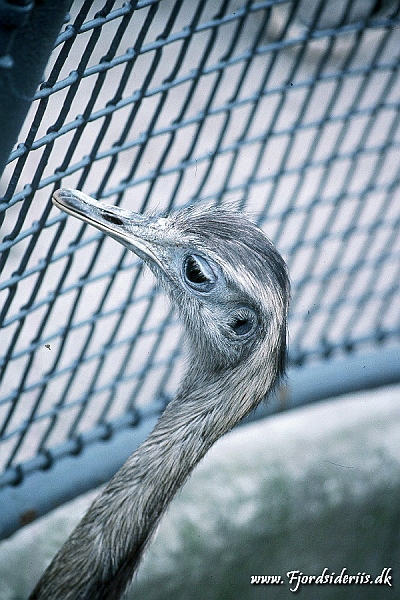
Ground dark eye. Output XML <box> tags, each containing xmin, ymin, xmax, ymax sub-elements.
<box><xmin>185</xmin><ymin>256</ymin><xmax>208</xmax><ymax>283</ymax></box>
<box><xmin>228</xmin><ymin>309</ymin><xmax>256</xmax><ymax>336</ymax></box>
<box><xmin>102</xmin><ymin>211</ymin><xmax>123</xmax><ymax>225</ymax></box>
<box><xmin>183</xmin><ymin>254</ymin><xmax>216</xmax><ymax>292</ymax></box>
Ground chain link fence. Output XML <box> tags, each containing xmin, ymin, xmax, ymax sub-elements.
<box><xmin>0</xmin><ymin>0</ymin><xmax>399</xmax><ymax>538</ymax></box>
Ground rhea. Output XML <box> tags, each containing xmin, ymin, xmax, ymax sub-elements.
<box><xmin>30</xmin><ymin>189</ymin><xmax>289</xmax><ymax>600</ymax></box>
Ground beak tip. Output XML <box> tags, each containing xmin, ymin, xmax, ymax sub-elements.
<box><xmin>52</xmin><ymin>188</ymin><xmax>74</xmax><ymax>203</ymax></box>
<box><xmin>52</xmin><ymin>188</ymin><xmax>100</xmax><ymax>210</ymax></box>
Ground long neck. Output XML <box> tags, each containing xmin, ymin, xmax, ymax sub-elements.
<box><xmin>29</xmin><ymin>358</ymin><xmax>275</xmax><ymax>600</ymax></box>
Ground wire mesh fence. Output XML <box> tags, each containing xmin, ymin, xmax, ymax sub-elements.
<box><xmin>0</xmin><ymin>0</ymin><xmax>399</xmax><ymax>537</ymax></box>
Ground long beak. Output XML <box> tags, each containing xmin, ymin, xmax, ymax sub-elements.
<box><xmin>52</xmin><ymin>189</ymin><xmax>165</xmax><ymax>271</ymax></box>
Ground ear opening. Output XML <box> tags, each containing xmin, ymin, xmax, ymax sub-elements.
<box><xmin>228</xmin><ymin>307</ymin><xmax>257</xmax><ymax>337</ymax></box>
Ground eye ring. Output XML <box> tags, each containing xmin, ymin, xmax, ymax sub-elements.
<box><xmin>183</xmin><ymin>254</ymin><xmax>217</xmax><ymax>292</ymax></box>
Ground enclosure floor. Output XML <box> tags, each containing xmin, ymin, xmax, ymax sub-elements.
<box><xmin>1</xmin><ymin>383</ymin><xmax>399</xmax><ymax>600</ymax></box>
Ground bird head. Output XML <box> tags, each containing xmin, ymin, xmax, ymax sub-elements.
<box><xmin>53</xmin><ymin>189</ymin><xmax>289</xmax><ymax>379</ymax></box>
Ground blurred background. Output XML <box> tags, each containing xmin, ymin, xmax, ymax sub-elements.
<box><xmin>0</xmin><ymin>1</ymin><xmax>399</xmax><ymax>598</ymax></box>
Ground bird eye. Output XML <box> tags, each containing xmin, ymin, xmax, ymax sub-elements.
<box><xmin>185</xmin><ymin>256</ymin><xmax>207</xmax><ymax>283</ymax></box>
<box><xmin>228</xmin><ymin>308</ymin><xmax>256</xmax><ymax>337</ymax></box>
<box><xmin>183</xmin><ymin>254</ymin><xmax>216</xmax><ymax>292</ymax></box>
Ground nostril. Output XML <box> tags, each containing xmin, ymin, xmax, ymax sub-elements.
<box><xmin>102</xmin><ymin>212</ymin><xmax>123</xmax><ymax>225</ymax></box>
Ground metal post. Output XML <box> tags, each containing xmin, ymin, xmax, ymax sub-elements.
<box><xmin>0</xmin><ymin>0</ymin><xmax>71</xmax><ymax>179</ymax></box>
